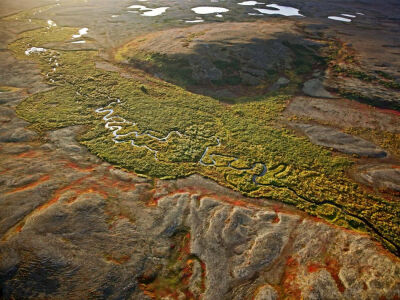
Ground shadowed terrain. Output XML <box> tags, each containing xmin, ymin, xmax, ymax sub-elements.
<box><xmin>114</xmin><ymin>21</ymin><xmax>327</xmax><ymax>101</ymax></box>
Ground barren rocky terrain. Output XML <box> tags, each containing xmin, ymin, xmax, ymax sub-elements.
<box><xmin>0</xmin><ymin>0</ymin><xmax>399</xmax><ymax>299</ymax></box>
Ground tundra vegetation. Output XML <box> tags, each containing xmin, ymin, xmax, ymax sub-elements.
<box><xmin>326</xmin><ymin>42</ymin><xmax>400</xmax><ymax>111</ymax></box>
<box><xmin>6</xmin><ymin>10</ymin><xmax>399</xmax><ymax>254</ymax></box>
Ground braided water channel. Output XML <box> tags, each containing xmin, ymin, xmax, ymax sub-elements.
<box><xmin>95</xmin><ymin>97</ymin><xmax>399</xmax><ymax>255</ymax></box>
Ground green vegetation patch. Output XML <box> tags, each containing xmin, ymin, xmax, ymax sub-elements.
<box><xmin>345</xmin><ymin>128</ymin><xmax>400</xmax><ymax>160</ymax></box>
<box><xmin>8</xmin><ymin>17</ymin><xmax>400</xmax><ymax>255</ymax></box>
<box><xmin>125</xmin><ymin>51</ymin><xmax>196</xmax><ymax>87</ymax></box>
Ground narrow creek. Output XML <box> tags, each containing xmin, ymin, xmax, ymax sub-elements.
<box><xmin>96</xmin><ymin>99</ymin><xmax>269</xmax><ymax>181</ymax></box>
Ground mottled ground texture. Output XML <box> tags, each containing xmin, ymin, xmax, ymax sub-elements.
<box><xmin>1</xmin><ymin>0</ymin><xmax>400</xmax><ymax>299</ymax></box>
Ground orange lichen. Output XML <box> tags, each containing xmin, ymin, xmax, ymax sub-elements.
<box><xmin>325</xmin><ymin>257</ymin><xmax>345</xmax><ymax>293</ymax></box>
<box><xmin>272</xmin><ymin>214</ymin><xmax>280</xmax><ymax>223</ymax></box>
<box><xmin>30</xmin><ymin>175</ymin><xmax>97</xmax><ymax>214</ymax></box>
<box><xmin>64</xmin><ymin>161</ymin><xmax>95</xmax><ymax>172</ymax></box>
<box><xmin>200</xmin><ymin>260</ymin><xmax>206</xmax><ymax>291</ymax></box>
<box><xmin>15</xmin><ymin>223</ymin><xmax>24</xmax><ymax>233</ymax></box>
<box><xmin>179</xmin><ymin>233</ymin><xmax>191</xmax><ymax>260</ymax></box>
<box><xmin>97</xmin><ymin>175</ymin><xmax>137</xmax><ymax>193</ymax></box>
<box><xmin>182</xmin><ymin>260</ymin><xmax>194</xmax><ymax>286</ymax></box>
<box><xmin>0</xmin><ymin>168</ymin><xmax>10</xmax><ymax>175</ymax></box>
<box><xmin>304</xmin><ymin>258</ymin><xmax>345</xmax><ymax>294</ymax></box>
<box><xmin>105</xmin><ymin>254</ymin><xmax>131</xmax><ymax>265</ymax></box>
<box><xmin>307</xmin><ymin>262</ymin><xmax>323</xmax><ymax>273</ymax></box>
<box><xmin>16</xmin><ymin>150</ymin><xmax>38</xmax><ymax>158</ymax></box>
<box><xmin>281</xmin><ymin>256</ymin><xmax>302</xmax><ymax>299</ymax></box>
<box><xmin>272</xmin><ymin>205</ymin><xmax>281</xmax><ymax>223</ymax></box>
<box><xmin>66</xmin><ymin>187</ymin><xmax>109</xmax><ymax>204</ymax></box>
<box><xmin>6</xmin><ymin>174</ymin><xmax>50</xmax><ymax>194</ymax></box>
<box><xmin>199</xmin><ymin>193</ymin><xmax>261</xmax><ymax>210</ymax></box>
<box><xmin>37</xmin><ymin>195</ymin><xmax>61</xmax><ymax>212</ymax></box>
<box><xmin>1</xmin><ymin>220</ymin><xmax>26</xmax><ymax>241</ymax></box>
<box><xmin>377</xmin><ymin>107</ymin><xmax>400</xmax><ymax>117</ymax></box>
<box><xmin>148</xmin><ymin>189</ymin><xmax>188</xmax><ymax>207</ymax></box>
<box><xmin>2</xmin><ymin>174</ymin><xmax>110</xmax><ymax>241</ymax></box>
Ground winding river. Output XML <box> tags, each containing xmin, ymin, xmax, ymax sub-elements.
<box><xmin>95</xmin><ymin>100</ymin><xmax>399</xmax><ymax>254</ymax></box>
<box><xmin>95</xmin><ymin>99</ymin><xmax>269</xmax><ymax>183</ymax></box>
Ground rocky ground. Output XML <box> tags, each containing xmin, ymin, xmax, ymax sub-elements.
<box><xmin>1</xmin><ymin>0</ymin><xmax>400</xmax><ymax>299</ymax></box>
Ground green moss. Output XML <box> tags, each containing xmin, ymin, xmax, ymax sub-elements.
<box><xmin>126</xmin><ymin>51</ymin><xmax>196</xmax><ymax>87</ymax></box>
<box><xmin>339</xmin><ymin>90</ymin><xmax>400</xmax><ymax>111</ymax></box>
<box><xmin>211</xmin><ymin>58</ymin><xmax>242</xmax><ymax>86</ymax></box>
<box><xmin>332</xmin><ymin>66</ymin><xmax>376</xmax><ymax>82</ymax></box>
<box><xmin>139</xmin><ymin>231</ymin><xmax>202</xmax><ymax>298</ymax></box>
<box><xmin>0</xmin><ymin>86</ymin><xmax>21</xmax><ymax>93</ymax></box>
<box><xmin>284</xmin><ymin>42</ymin><xmax>327</xmax><ymax>75</ymax></box>
<box><xmin>316</xmin><ymin>204</ymin><xmax>339</xmax><ymax>220</ymax></box>
<box><xmin>345</xmin><ymin>128</ymin><xmax>400</xmax><ymax>159</ymax></box>
<box><xmin>212</xmin><ymin>75</ymin><xmax>242</xmax><ymax>86</ymax></box>
<box><xmin>374</xmin><ymin>70</ymin><xmax>400</xmax><ymax>89</ymax></box>
<box><xmin>379</xmin><ymin>79</ymin><xmax>400</xmax><ymax>90</ymax></box>
<box><xmin>8</xmin><ymin>17</ymin><xmax>400</xmax><ymax>255</ymax></box>
<box><xmin>182</xmin><ymin>31</ymin><xmax>206</xmax><ymax>47</ymax></box>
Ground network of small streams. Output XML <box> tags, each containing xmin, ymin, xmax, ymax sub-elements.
<box><xmin>95</xmin><ymin>99</ymin><xmax>268</xmax><ymax>184</ymax></box>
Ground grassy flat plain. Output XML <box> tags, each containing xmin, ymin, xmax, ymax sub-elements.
<box><xmin>7</xmin><ymin>10</ymin><xmax>399</xmax><ymax>254</ymax></box>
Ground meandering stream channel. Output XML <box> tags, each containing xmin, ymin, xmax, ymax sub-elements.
<box><xmin>96</xmin><ymin>99</ymin><xmax>268</xmax><ymax>183</ymax></box>
<box><xmin>96</xmin><ymin>99</ymin><xmax>400</xmax><ymax>254</ymax></box>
